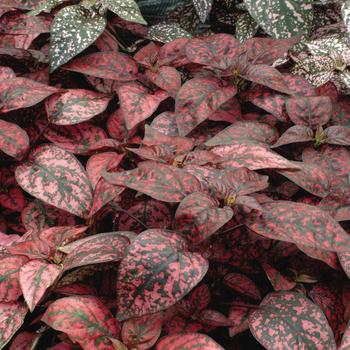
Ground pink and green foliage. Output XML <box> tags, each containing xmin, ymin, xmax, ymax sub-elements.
<box><xmin>0</xmin><ymin>3</ymin><xmax>350</xmax><ymax>348</ymax></box>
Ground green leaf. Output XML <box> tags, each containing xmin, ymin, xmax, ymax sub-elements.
<box><xmin>244</xmin><ymin>0</ymin><xmax>313</xmax><ymax>38</ymax></box>
<box><xmin>235</xmin><ymin>12</ymin><xmax>259</xmax><ymax>43</ymax></box>
<box><xmin>50</xmin><ymin>5</ymin><xmax>106</xmax><ymax>72</ymax></box>
<box><xmin>105</xmin><ymin>0</ymin><xmax>147</xmax><ymax>25</ymax></box>
<box><xmin>342</xmin><ymin>0</ymin><xmax>350</xmax><ymax>41</ymax></box>
<box><xmin>28</xmin><ymin>0</ymin><xmax>66</xmax><ymax>16</ymax></box>
<box><xmin>148</xmin><ymin>23</ymin><xmax>192</xmax><ymax>43</ymax></box>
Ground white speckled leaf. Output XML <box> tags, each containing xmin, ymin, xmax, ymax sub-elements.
<box><xmin>148</xmin><ymin>23</ymin><xmax>192</xmax><ymax>43</ymax></box>
<box><xmin>105</xmin><ymin>0</ymin><xmax>147</xmax><ymax>25</ymax></box>
<box><xmin>50</xmin><ymin>5</ymin><xmax>106</xmax><ymax>72</ymax></box>
<box><xmin>306</xmin><ymin>35</ymin><xmax>349</xmax><ymax>56</ymax></box>
<box><xmin>342</xmin><ymin>0</ymin><xmax>350</xmax><ymax>41</ymax></box>
<box><xmin>28</xmin><ymin>0</ymin><xmax>66</xmax><ymax>16</ymax></box>
<box><xmin>192</xmin><ymin>0</ymin><xmax>213</xmax><ymax>22</ymax></box>
<box><xmin>236</xmin><ymin>12</ymin><xmax>259</xmax><ymax>43</ymax></box>
<box><xmin>244</xmin><ymin>0</ymin><xmax>313</xmax><ymax>38</ymax></box>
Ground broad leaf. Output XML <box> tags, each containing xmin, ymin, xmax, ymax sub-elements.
<box><xmin>121</xmin><ymin>313</ymin><xmax>162</xmax><ymax>350</ymax></box>
<box><xmin>117</xmin><ymin>229</ymin><xmax>208</xmax><ymax>320</ymax></box>
<box><xmin>244</xmin><ymin>0</ymin><xmax>313</xmax><ymax>38</ymax></box>
<box><xmin>105</xmin><ymin>0</ymin><xmax>147</xmax><ymax>25</ymax></box>
<box><xmin>175</xmin><ymin>192</ymin><xmax>233</xmax><ymax>244</ymax></box>
<box><xmin>42</xmin><ymin>296</ymin><xmax>119</xmax><ymax>348</ymax></box>
<box><xmin>146</xmin><ymin>66</ymin><xmax>181</xmax><ymax>98</ymax></box>
<box><xmin>62</xmin><ymin>232</ymin><xmax>130</xmax><ymax>270</ymax></box>
<box><xmin>117</xmin><ymin>82</ymin><xmax>169</xmax><ymax>130</ymax></box>
<box><xmin>148</xmin><ymin>23</ymin><xmax>192</xmax><ymax>43</ymax></box>
<box><xmin>19</xmin><ymin>260</ymin><xmax>62</xmax><ymax>311</ymax></box>
<box><xmin>64</xmin><ymin>52</ymin><xmax>138</xmax><ymax>81</ymax></box>
<box><xmin>0</xmin><ymin>120</ymin><xmax>29</xmax><ymax>160</ymax></box>
<box><xmin>0</xmin><ymin>78</ymin><xmax>59</xmax><ymax>113</ymax></box>
<box><xmin>15</xmin><ymin>144</ymin><xmax>93</xmax><ymax>218</ymax></box>
<box><xmin>0</xmin><ymin>302</ymin><xmax>28</xmax><ymax>349</ymax></box>
<box><xmin>246</xmin><ymin>201</ymin><xmax>350</xmax><ymax>252</ymax></box>
<box><xmin>272</xmin><ymin>125</ymin><xmax>314</xmax><ymax>148</ymax></box>
<box><xmin>0</xmin><ymin>255</ymin><xmax>28</xmax><ymax>302</ymax></box>
<box><xmin>175</xmin><ymin>77</ymin><xmax>237</xmax><ymax>136</ymax></box>
<box><xmin>192</xmin><ymin>0</ymin><xmax>212</xmax><ymax>22</ymax></box>
<box><xmin>50</xmin><ymin>5</ymin><xmax>106</xmax><ymax>71</ymax></box>
<box><xmin>103</xmin><ymin>161</ymin><xmax>204</xmax><ymax>202</ymax></box>
<box><xmin>249</xmin><ymin>291</ymin><xmax>336</xmax><ymax>349</ymax></box>
<box><xmin>156</xmin><ymin>333</ymin><xmax>224</xmax><ymax>349</ymax></box>
<box><xmin>39</xmin><ymin>225</ymin><xmax>88</xmax><ymax>247</ymax></box>
<box><xmin>45</xmin><ymin>89</ymin><xmax>111</xmax><ymax>125</ymax></box>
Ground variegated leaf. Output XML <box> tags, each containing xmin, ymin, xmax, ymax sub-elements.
<box><xmin>105</xmin><ymin>0</ymin><xmax>147</xmax><ymax>25</ymax></box>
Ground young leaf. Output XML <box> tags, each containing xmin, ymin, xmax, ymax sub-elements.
<box><xmin>105</xmin><ymin>0</ymin><xmax>147</xmax><ymax>25</ymax></box>
<box><xmin>223</xmin><ymin>273</ymin><xmax>261</xmax><ymax>301</ymax></box>
<box><xmin>0</xmin><ymin>255</ymin><xmax>28</xmax><ymax>302</ymax></box>
<box><xmin>103</xmin><ymin>161</ymin><xmax>204</xmax><ymax>202</ymax></box>
<box><xmin>192</xmin><ymin>0</ymin><xmax>212</xmax><ymax>22</ymax></box>
<box><xmin>228</xmin><ymin>304</ymin><xmax>251</xmax><ymax>337</ymax></box>
<box><xmin>249</xmin><ymin>291</ymin><xmax>336</xmax><ymax>350</ymax></box>
<box><xmin>62</xmin><ymin>232</ymin><xmax>130</xmax><ymax>270</ymax></box>
<box><xmin>117</xmin><ymin>82</ymin><xmax>169</xmax><ymax>130</ymax></box>
<box><xmin>0</xmin><ymin>120</ymin><xmax>29</xmax><ymax>160</ymax></box>
<box><xmin>42</xmin><ymin>296</ymin><xmax>119</xmax><ymax>348</ymax></box>
<box><xmin>175</xmin><ymin>192</ymin><xmax>233</xmax><ymax>244</ymax></box>
<box><xmin>15</xmin><ymin>144</ymin><xmax>93</xmax><ymax>218</ymax></box>
<box><xmin>0</xmin><ymin>302</ymin><xmax>28</xmax><ymax>349</ymax></box>
<box><xmin>63</xmin><ymin>51</ymin><xmax>138</xmax><ymax>81</ymax></box>
<box><xmin>156</xmin><ymin>333</ymin><xmax>224</xmax><ymax>350</ymax></box>
<box><xmin>19</xmin><ymin>260</ymin><xmax>62</xmax><ymax>311</ymax></box>
<box><xmin>0</xmin><ymin>78</ymin><xmax>59</xmax><ymax>113</ymax></box>
<box><xmin>121</xmin><ymin>313</ymin><xmax>162</xmax><ymax>350</ymax></box>
<box><xmin>50</xmin><ymin>5</ymin><xmax>106</xmax><ymax>71</ymax></box>
<box><xmin>116</xmin><ymin>229</ymin><xmax>208</xmax><ymax>320</ymax></box>
<box><xmin>246</xmin><ymin>201</ymin><xmax>350</xmax><ymax>252</ymax></box>
<box><xmin>244</xmin><ymin>0</ymin><xmax>313</xmax><ymax>39</ymax></box>
<box><xmin>175</xmin><ymin>77</ymin><xmax>237</xmax><ymax>136</ymax></box>
<box><xmin>45</xmin><ymin>89</ymin><xmax>111</xmax><ymax>125</ymax></box>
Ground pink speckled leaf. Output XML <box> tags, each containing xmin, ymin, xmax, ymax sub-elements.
<box><xmin>121</xmin><ymin>313</ymin><xmax>162</xmax><ymax>350</ymax></box>
<box><xmin>228</xmin><ymin>304</ymin><xmax>251</xmax><ymax>337</ymax></box>
<box><xmin>340</xmin><ymin>320</ymin><xmax>350</xmax><ymax>349</ymax></box>
<box><xmin>0</xmin><ymin>120</ymin><xmax>29</xmax><ymax>160</ymax></box>
<box><xmin>249</xmin><ymin>291</ymin><xmax>336</xmax><ymax>350</ymax></box>
<box><xmin>62</xmin><ymin>231</ymin><xmax>130</xmax><ymax>270</ymax></box>
<box><xmin>246</xmin><ymin>201</ymin><xmax>350</xmax><ymax>252</ymax></box>
<box><xmin>0</xmin><ymin>255</ymin><xmax>28</xmax><ymax>302</ymax></box>
<box><xmin>223</xmin><ymin>273</ymin><xmax>261</xmax><ymax>301</ymax></box>
<box><xmin>156</xmin><ymin>333</ymin><xmax>224</xmax><ymax>350</ymax></box>
<box><xmin>175</xmin><ymin>192</ymin><xmax>233</xmax><ymax>244</ymax></box>
<box><xmin>324</xmin><ymin>126</ymin><xmax>350</xmax><ymax>146</ymax></box>
<box><xmin>64</xmin><ymin>52</ymin><xmax>138</xmax><ymax>81</ymax></box>
<box><xmin>338</xmin><ymin>252</ymin><xmax>350</xmax><ymax>280</ymax></box>
<box><xmin>86</xmin><ymin>152</ymin><xmax>124</xmax><ymax>189</ymax></box>
<box><xmin>146</xmin><ymin>66</ymin><xmax>181</xmax><ymax>98</ymax></box>
<box><xmin>43</xmin><ymin>123</ymin><xmax>107</xmax><ymax>154</ymax></box>
<box><xmin>175</xmin><ymin>77</ymin><xmax>237</xmax><ymax>136</ymax></box>
<box><xmin>197</xmin><ymin>309</ymin><xmax>232</xmax><ymax>327</ymax></box>
<box><xmin>45</xmin><ymin>89</ymin><xmax>111</xmax><ymax>125</ymax></box>
<box><xmin>0</xmin><ymin>301</ymin><xmax>28</xmax><ymax>349</ymax></box>
<box><xmin>103</xmin><ymin>161</ymin><xmax>203</xmax><ymax>202</ymax></box>
<box><xmin>0</xmin><ymin>78</ymin><xmax>59</xmax><ymax>112</ymax></box>
<box><xmin>0</xmin><ymin>12</ymin><xmax>50</xmax><ymax>34</ymax></box>
<box><xmin>118</xmin><ymin>82</ymin><xmax>169</xmax><ymax>130</ymax></box>
<box><xmin>205</xmin><ymin>120</ymin><xmax>278</xmax><ymax>147</ymax></box>
<box><xmin>7</xmin><ymin>240</ymin><xmax>52</xmax><ymax>260</ymax></box>
<box><xmin>39</xmin><ymin>225</ymin><xmax>88</xmax><ymax>248</ymax></box>
<box><xmin>272</xmin><ymin>125</ymin><xmax>314</xmax><ymax>148</ymax></box>
<box><xmin>19</xmin><ymin>260</ymin><xmax>62</xmax><ymax>311</ymax></box>
<box><xmin>286</xmin><ymin>96</ymin><xmax>333</xmax><ymax>128</ymax></box>
<box><xmin>0</xmin><ymin>187</ymin><xmax>25</xmax><ymax>212</ymax></box>
<box><xmin>15</xmin><ymin>144</ymin><xmax>93</xmax><ymax>218</ymax></box>
<box><xmin>212</xmin><ymin>142</ymin><xmax>299</xmax><ymax>170</ymax></box>
<box><xmin>42</xmin><ymin>296</ymin><xmax>119</xmax><ymax>349</ymax></box>
<box><xmin>116</xmin><ymin>229</ymin><xmax>208</xmax><ymax>320</ymax></box>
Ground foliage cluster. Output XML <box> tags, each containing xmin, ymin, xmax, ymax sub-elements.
<box><xmin>0</xmin><ymin>0</ymin><xmax>349</xmax><ymax>349</ymax></box>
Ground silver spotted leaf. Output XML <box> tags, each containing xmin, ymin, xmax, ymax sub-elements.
<box><xmin>235</xmin><ymin>12</ymin><xmax>259</xmax><ymax>43</ymax></box>
<box><xmin>105</xmin><ymin>0</ymin><xmax>147</xmax><ymax>25</ymax></box>
<box><xmin>244</xmin><ymin>0</ymin><xmax>313</xmax><ymax>38</ymax></box>
<box><xmin>50</xmin><ymin>5</ymin><xmax>106</xmax><ymax>71</ymax></box>
<box><xmin>148</xmin><ymin>23</ymin><xmax>192</xmax><ymax>43</ymax></box>
<box><xmin>342</xmin><ymin>0</ymin><xmax>350</xmax><ymax>42</ymax></box>
<box><xmin>192</xmin><ymin>0</ymin><xmax>213</xmax><ymax>22</ymax></box>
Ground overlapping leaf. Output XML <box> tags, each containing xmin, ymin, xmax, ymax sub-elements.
<box><xmin>116</xmin><ymin>229</ymin><xmax>208</xmax><ymax>320</ymax></box>
<box><xmin>15</xmin><ymin>144</ymin><xmax>93</xmax><ymax>218</ymax></box>
<box><xmin>105</xmin><ymin>0</ymin><xmax>147</xmax><ymax>25</ymax></box>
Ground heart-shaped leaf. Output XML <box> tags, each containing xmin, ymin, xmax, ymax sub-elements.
<box><xmin>15</xmin><ymin>144</ymin><xmax>93</xmax><ymax>218</ymax></box>
<box><xmin>42</xmin><ymin>296</ymin><xmax>119</xmax><ymax>348</ymax></box>
<box><xmin>156</xmin><ymin>333</ymin><xmax>223</xmax><ymax>350</ymax></box>
<box><xmin>62</xmin><ymin>232</ymin><xmax>130</xmax><ymax>270</ymax></box>
<box><xmin>246</xmin><ymin>200</ymin><xmax>350</xmax><ymax>252</ymax></box>
<box><xmin>19</xmin><ymin>260</ymin><xmax>62</xmax><ymax>311</ymax></box>
<box><xmin>50</xmin><ymin>5</ymin><xmax>106</xmax><ymax>71</ymax></box>
<box><xmin>249</xmin><ymin>291</ymin><xmax>336</xmax><ymax>350</ymax></box>
<box><xmin>45</xmin><ymin>89</ymin><xmax>111</xmax><ymax>125</ymax></box>
<box><xmin>63</xmin><ymin>51</ymin><xmax>138</xmax><ymax>81</ymax></box>
<box><xmin>117</xmin><ymin>229</ymin><xmax>208</xmax><ymax>320</ymax></box>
